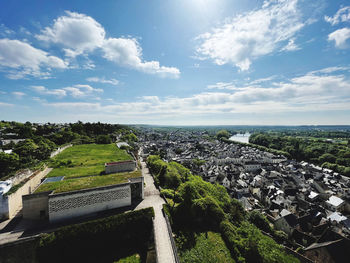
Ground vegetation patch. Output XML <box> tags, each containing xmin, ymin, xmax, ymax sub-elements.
<box><xmin>178</xmin><ymin>231</ymin><xmax>235</xmax><ymax>263</ymax></box>
<box><xmin>35</xmin><ymin>170</ymin><xmax>141</xmax><ymax>194</ymax></box>
<box><xmin>114</xmin><ymin>254</ymin><xmax>141</xmax><ymax>263</ymax></box>
<box><xmin>38</xmin><ymin>207</ymin><xmax>154</xmax><ymax>263</ymax></box>
<box><xmin>148</xmin><ymin>155</ymin><xmax>300</xmax><ymax>263</ymax></box>
<box><xmin>47</xmin><ymin>144</ymin><xmax>132</xmax><ymax>179</ymax></box>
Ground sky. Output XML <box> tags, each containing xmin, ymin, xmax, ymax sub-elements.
<box><xmin>0</xmin><ymin>0</ymin><xmax>350</xmax><ymax>125</ymax></box>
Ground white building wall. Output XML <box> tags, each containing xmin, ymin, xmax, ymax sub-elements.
<box><xmin>49</xmin><ymin>184</ymin><xmax>131</xmax><ymax>222</ymax></box>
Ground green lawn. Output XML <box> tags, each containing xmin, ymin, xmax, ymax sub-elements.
<box><xmin>179</xmin><ymin>232</ymin><xmax>235</xmax><ymax>263</ymax></box>
<box><xmin>47</xmin><ymin>144</ymin><xmax>132</xmax><ymax>179</ymax></box>
<box><xmin>36</xmin><ymin>170</ymin><xmax>141</xmax><ymax>194</ymax></box>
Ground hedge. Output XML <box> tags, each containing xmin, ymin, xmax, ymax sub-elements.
<box><xmin>37</xmin><ymin>207</ymin><xmax>154</xmax><ymax>263</ymax></box>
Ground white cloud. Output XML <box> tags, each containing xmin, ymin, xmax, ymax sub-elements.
<box><xmin>36</xmin><ymin>11</ymin><xmax>180</xmax><ymax>78</ymax></box>
<box><xmin>44</xmin><ymin>68</ymin><xmax>350</xmax><ymax>118</ymax></box>
<box><xmin>36</xmin><ymin>11</ymin><xmax>105</xmax><ymax>57</ymax></box>
<box><xmin>325</xmin><ymin>6</ymin><xmax>350</xmax><ymax>25</ymax></box>
<box><xmin>328</xmin><ymin>27</ymin><xmax>350</xmax><ymax>49</ymax></box>
<box><xmin>281</xmin><ymin>39</ymin><xmax>301</xmax><ymax>51</ymax></box>
<box><xmin>248</xmin><ymin>75</ymin><xmax>277</xmax><ymax>85</ymax></box>
<box><xmin>63</xmin><ymin>84</ymin><xmax>103</xmax><ymax>98</ymax></box>
<box><xmin>0</xmin><ymin>102</ymin><xmax>14</xmax><ymax>107</ymax></box>
<box><xmin>12</xmin><ymin>91</ymin><xmax>25</xmax><ymax>98</ymax></box>
<box><xmin>207</xmin><ymin>82</ymin><xmax>238</xmax><ymax>90</ymax></box>
<box><xmin>86</xmin><ymin>77</ymin><xmax>119</xmax><ymax>86</ymax></box>
<box><xmin>102</xmin><ymin>38</ymin><xmax>180</xmax><ymax>78</ymax></box>
<box><xmin>196</xmin><ymin>0</ymin><xmax>304</xmax><ymax>70</ymax></box>
<box><xmin>0</xmin><ymin>38</ymin><xmax>67</xmax><ymax>79</ymax></box>
<box><xmin>31</xmin><ymin>86</ymin><xmax>67</xmax><ymax>97</ymax></box>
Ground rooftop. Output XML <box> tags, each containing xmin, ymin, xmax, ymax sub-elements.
<box><xmin>35</xmin><ymin>170</ymin><xmax>142</xmax><ymax>194</ymax></box>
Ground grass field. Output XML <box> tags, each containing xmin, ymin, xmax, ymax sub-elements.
<box><xmin>47</xmin><ymin>144</ymin><xmax>132</xmax><ymax>179</ymax></box>
<box><xmin>179</xmin><ymin>232</ymin><xmax>234</xmax><ymax>263</ymax></box>
<box><xmin>35</xmin><ymin>170</ymin><xmax>142</xmax><ymax>194</ymax></box>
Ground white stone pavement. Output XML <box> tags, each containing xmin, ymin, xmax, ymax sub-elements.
<box><xmin>134</xmin><ymin>161</ymin><xmax>176</xmax><ymax>263</ymax></box>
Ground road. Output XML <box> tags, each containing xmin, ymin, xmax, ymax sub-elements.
<box><xmin>135</xmin><ymin>160</ymin><xmax>176</xmax><ymax>263</ymax></box>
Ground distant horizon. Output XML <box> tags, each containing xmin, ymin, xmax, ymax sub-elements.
<box><xmin>2</xmin><ymin>119</ymin><xmax>350</xmax><ymax>128</ymax></box>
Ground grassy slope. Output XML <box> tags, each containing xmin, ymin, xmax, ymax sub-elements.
<box><xmin>47</xmin><ymin>144</ymin><xmax>132</xmax><ymax>179</ymax></box>
<box><xmin>180</xmin><ymin>232</ymin><xmax>235</xmax><ymax>263</ymax></box>
<box><xmin>35</xmin><ymin>170</ymin><xmax>141</xmax><ymax>193</ymax></box>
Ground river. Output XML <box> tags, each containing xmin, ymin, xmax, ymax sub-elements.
<box><xmin>229</xmin><ymin>133</ymin><xmax>251</xmax><ymax>143</ymax></box>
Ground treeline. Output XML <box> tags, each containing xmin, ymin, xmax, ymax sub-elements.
<box><xmin>147</xmin><ymin>155</ymin><xmax>299</xmax><ymax>263</ymax></box>
<box><xmin>0</xmin><ymin>121</ymin><xmax>137</xmax><ymax>179</ymax></box>
<box><xmin>250</xmin><ymin>133</ymin><xmax>350</xmax><ymax>176</ymax></box>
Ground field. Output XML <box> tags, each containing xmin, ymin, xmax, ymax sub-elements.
<box><xmin>47</xmin><ymin>144</ymin><xmax>132</xmax><ymax>179</ymax></box>
<box><xmin>179</xmin><ymin>232</ymin><xmax>234</xmax><ymax>263</ymax></box>
<box><xmin>35</xmin><ymin>170</ymin><xmax>141</xmax><ymax>194</ymax></box>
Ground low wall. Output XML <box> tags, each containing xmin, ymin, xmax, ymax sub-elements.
<box><xmin>49</xmin><ymin>183</ymin><xmax>132</xmax><ymax>223</ymax></box>
<box><xmin>105</xmin><ymin>161</ymin><xmax>136</xmax><ymax>174</ymax></box>
<box><xmin>0</xmin><ymin>168</ymin><xmax>50</xmax><ymax>219</ymax></box>
<box><xmin>22</xmin><ymin>191</ymin><xmax>51</xmax><ymax>220</ymax></box>
<box><xmin>50</xmin><ymin>144</ymin><xmax>72</xmax><ymax>158</ymax></box>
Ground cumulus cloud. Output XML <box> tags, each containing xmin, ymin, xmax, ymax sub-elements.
<box><xmin>0</xmin><ymin>38</ymin><xmax>67</xmax><ymax>79</ymax></box>
<box><xmin>44</xmin><ymin>68</ymin><xmax>350</xmax><ymax>117</ymax></box>
<box><xmin>328</xmin><ymin>27</ymin><xmax>350</xmax><ymax>49</ymax></box>
<box><xmin>196</xmin><ymin>0</ymin><xmax>304</xmax><ymax>71</ymax></box>
<box><xmin>36</xmin><ymin>11</ymin><xmax>105</xmax><ymax>57</ymax></box>
<box><xmin>63</xmin><ymin>84</ymin><xmax>103</xmax><ymax>98</ymax></box>
<box><xmin>86</xmin><ymin>77</ymin><xmax>119</xmax><ymax>86</ymax></box>
<box><xmin>325</xmin><ymin>6</ymin><xmax>350</xmax><ymax>25</ymax></box>
<box><xmin>36</xmin><ymin>11</ymin><xmax>180</xmax><ymax>77</ymax></box>
<box><xmin>102</xmin><ymin>38</ymin><xmax>180</xmax><ymax>78</ymax></box>
<box><xmin>31</xmin><ymin>86</ymin><xmax>67</xmax><ymax>97</ymax></box>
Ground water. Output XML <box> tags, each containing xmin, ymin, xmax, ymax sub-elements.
<box><xmin>229</xmin><ymin>133</ymin><xmax>251</xmax><ymax>143</ymax></box>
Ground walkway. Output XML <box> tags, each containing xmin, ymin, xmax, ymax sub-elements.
<box><xmin>134</xmin><ymin>161</ymin><xmax>176</xmax><ymax>263</ymax></box>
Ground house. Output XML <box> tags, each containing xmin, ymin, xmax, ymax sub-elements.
<box><xmin>243</xmin><ymin>161</ymin><xmax>261</xmax><ymax>172</ymax></box>
<box><xmin>274</xmin><ymin>213</ymin><xmax>298</xmax><ymax>236</ymax></box>
<box><xmin>304</xmin><ymin>238</ymin><xmax>350</xmax><ymax>263</ymax></box>
<box><xmin>325</xmin><ymin>196</ymin><xmax>345</xmax><ymax>212</ymax></box>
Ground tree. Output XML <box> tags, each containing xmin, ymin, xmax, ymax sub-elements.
<box><xmin>0</xmin><ymin>152</ymin><xmax>19</xmax><ymax>178</ymax></box>
<box><xmin>216</xmin><ymin>130</ymin><xmax>230</xmax><ymax>140</ymax></box>
<box><xmin>96</xmin><ymin>135</ymin><xmax>112</xmax><ymax>144</ymax></box>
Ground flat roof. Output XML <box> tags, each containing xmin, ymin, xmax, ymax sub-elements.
<box><xmin>35</xmin><ymin>170</ymin><xmax>142</xmax><ymax>194</ymax></box>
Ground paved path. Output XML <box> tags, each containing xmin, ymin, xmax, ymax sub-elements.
<box><xmin>134</xmin><ymin>161</ymin><xmax>176</xmax><ymax>263</ymax></box>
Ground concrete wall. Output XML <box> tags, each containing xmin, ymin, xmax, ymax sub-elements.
<box><xmin>50</xmin><ymin>144</ymin><xmax>72</xmax><ymax>158</ymax></box>
<box><xmin>49</xmin><ymin>183</ymin><xmax>132</xmax><ymax>223</ymax></box>
<box><xmin>22</xmin><ymin>191</ymin><xmax>51</xmax><ymax>220</ymax></box>
<box><xmin>0</xmin><ymin>168</ymin><xmax>50</xmax><ymax>219</ymax></box>
<box><xmin>105</xmin><ymin>161</ymin><xmax>136</xmax><ymax>174</ymax></box>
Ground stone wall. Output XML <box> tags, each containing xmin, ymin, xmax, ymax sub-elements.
<box><xmin>48</xmin><ymin>183</ymin><xmax>132</xmax><ymax>222</ymax></box>
<box><xmin>105</xmin><ymin>160</ymin><xmax>136</xmax><ymax>174</ymax></box>
<box><xmin>22</xmin><ymin>191</ymin><xmax>51</xmax><ymax>220</ymax></box>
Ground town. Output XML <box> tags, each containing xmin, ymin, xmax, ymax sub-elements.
<box><xmin>140</xmin><ymin>128</ymin><xmax>350</xmax><ymax>258</ymax></box>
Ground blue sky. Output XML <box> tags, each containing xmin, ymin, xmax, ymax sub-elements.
<box><xmin>0</xmin><ymin>0</ymin><xmax>350</xmax><ymax>125</ymax></box>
